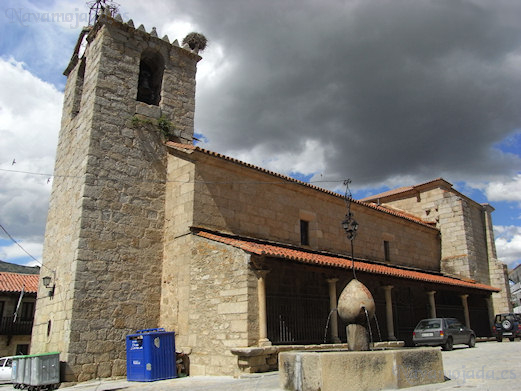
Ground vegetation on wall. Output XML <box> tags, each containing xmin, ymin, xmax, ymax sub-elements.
<box><xmin>130</xmin><ymin>115</ymin><xmax>176</xmax><ymax>140</ymax></box>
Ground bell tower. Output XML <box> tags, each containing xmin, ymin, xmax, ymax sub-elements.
<box><xmin>31</xmin><ymin>8</ymin><xmax>202</xmax><ymax>382</ymax></box>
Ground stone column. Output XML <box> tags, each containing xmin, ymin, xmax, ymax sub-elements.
<box><xmin>383</xmin><ymin>285</ymin><xmax>396</xmax><ymax>341</ymax></box>
<box><xmin>255</xmin><ymin>269</ymin><xmax>271</xmax><ymax>347</ymax></box>
<box><xmin>326</xmin><ymin>278</ymin><xmax>340</xmax><ymax>343</ymax></box>
<box><xmin>460</xmin><ymin>294</ymin><xmax>470</xmax><ymax>328</ymax></box>
<box><xmin>427</xmin><ymin>291</ymin><xmax>437</xmax><ymax>318</ymax></box>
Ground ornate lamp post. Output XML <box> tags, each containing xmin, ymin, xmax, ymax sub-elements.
<box><xmin>341</xmin><ymin>180</ymin><xmax>359</xmax><ymax>279</ymax></box>
<box><xmin>337</xmin><ymin>180</ymin><xmax>375</xmax><ymax>350</ymax></box>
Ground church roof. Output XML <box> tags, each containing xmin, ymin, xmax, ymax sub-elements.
<box><xmin>195</xmin><ymin>228</ymin><xmax>499</xmax><ymax>292</ymax></box>
<box><xmin>166</xmin><ymin>142</ymin><xmax>437</xmax><ymax>230</ymax></box>
<box><xmin>0</xmin><ymin>272</ymin><xmax>39</xmax><ymax>294</ymax></box>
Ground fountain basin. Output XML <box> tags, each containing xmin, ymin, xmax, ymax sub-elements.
<box><xmin>279</xmin><ymin>347</ymin><xmax>444</xmax><ymax>391</ymax></box>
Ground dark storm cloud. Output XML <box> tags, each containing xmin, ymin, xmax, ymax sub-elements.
<box><xmin>175</xmin><ymin>0</ymin><xmax>521</xmax><ymax>186</ymax></box>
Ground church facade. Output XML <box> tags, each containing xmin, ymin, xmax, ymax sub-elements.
<box><xmin>31</xmin><ymin>13</ymin><xmax>511</xmax><ymax>382</ymax></box>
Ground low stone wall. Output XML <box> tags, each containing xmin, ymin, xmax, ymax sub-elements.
<box><xmin>230</xmin><ymin>341</ymin><xmax>405</xmax><ymax>374</ymax></box>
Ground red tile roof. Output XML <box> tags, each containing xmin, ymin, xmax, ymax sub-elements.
<box><xmin>0</xmin><ymin>272</ymin><xmax>39</xmax><ymax>294</ymax></box>
<box><xmin>195</xmin><ymin>230</ymin><xmax>499</xmax><ymax>292</ymax></box>
<box><xmin>166</xmin><ymin>142</ymin><xmax>437</xmax><ymax>230</ymax></box>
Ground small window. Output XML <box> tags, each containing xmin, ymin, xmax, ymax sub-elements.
<box><xmin>300</xmin><ymin>220</ymin><xmax>309</xmax><ymax>246</ymax></box>
<box><xmin>384</xmin><ymin>241</ymin><xmax>390</xmax><ymax>261</ymax></box>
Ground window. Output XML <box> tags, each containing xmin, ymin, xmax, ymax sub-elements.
<box><xmin>300</xmin><ymin>220</ymin><xmax>309</xmax><ymax>246</ymax></box>
<box><xmin>21</xmin><ymin>302</ymin><xmax>35</xmax><ymax>321</ymax></box>
<box><xmin>0</xmin><ymin>301</ymin><xmax>4</xmax><ymax>319</ymax></box>
<box><xmin>136</xmin><ymin>50</ymin><xmax>165</xmax><ymax>106</ymax></box>
<box><xmin>16</xmin><ymin>344</ymin><xmax>28</xmax><ymax>355</ymax></box>
<box><xmin>384</xmin><ymin>241</ymin><xmax>390</xmax><ymax>262</ymax></box>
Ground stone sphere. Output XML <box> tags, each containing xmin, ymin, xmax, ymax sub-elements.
<box><xmin>337</xmin><ymin>279</ymin><xmax>375</xmax><ymax>324</ymax></box>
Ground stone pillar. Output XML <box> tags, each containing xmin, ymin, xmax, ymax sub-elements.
<box><xmin>460</xmin><ymin>294</ymin><xmax>470</xmax><ymax>328</ymax></box>
<box><xmin>427</xmin><ymin>291</ymin><xmax>437</xmax><ymax>318</ymax></box>
<box><xmin>255</xmin><ymin>269</ymin><xmax>271</xmax><ymax>347</ymax></box>
<box><xmin>482</xmin><ymin>205</ymin><xmax>497</xmax><ymax>261</ymax></box>
<box><xmin>326</xmin><ymin>278</ymin><xmax>340</xmax><ymax>343</ymax></box>
<box><xmin>383</xmin><ymin>285</ymin><xmax>396</xmax><ymax>341</ymax></box>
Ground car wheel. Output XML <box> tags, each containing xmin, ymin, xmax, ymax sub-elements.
<box><xmin>496</xmin><ymin>336</ymin><xmax>503</xmax><ymax>342</ymax></box>
<box><xmin>502</xmin><ymin>319</ymin><xmax>513</xmax><ymax>331</ymax></box>
<box><xmin>442</xmin><ymin>337</ymin><xmax>453</xmax><ymax>351</ymax></box>
<box><xmin>509</xmin><ymin>337</ymin><xmax>514</xmax><ymax>342</ymax></box>
<box><xmin>468</xmin><ymin>335</ymin><xmax>476</xmax><ymax>348</ymax></box>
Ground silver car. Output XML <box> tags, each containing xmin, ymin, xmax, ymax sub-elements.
<box><xmin>0</xmin><ymin>357</ymin><xmax>12</xmax><ymax>383</ymax></box>
<box><xmin>413</xmin><ymin>318</ymin><xmax>476</xmax><ymax>351</ymax></box>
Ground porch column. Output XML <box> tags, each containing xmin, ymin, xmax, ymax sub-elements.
<box><xmin>326</xmin><ymin>278</ymin><xmax>341</xmax><ymax>343</ymax></box>
<box><xmin>460</xmin><ymin>294</ymin><xmax>470</xmax><ymax>328</ymax></box>
<box><xmin>427</xmin><ymin>291</ymin><xmax>437</xmax><ymax>318</ymax></box>
<box><xmin>383</xmin><ymin>285</ymin><xmax>396</xmax><ymax>340</ymax></box>
<box><xmin>255</xmin><ymin>269</ymin><xmax>271</xmax><ymax>347</ymax></box>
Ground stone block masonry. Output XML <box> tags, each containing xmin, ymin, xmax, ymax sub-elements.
<box><xmin>32</xmin><ymin>14</ymin><xmax>200</xmax><ymax>382</ymax></box>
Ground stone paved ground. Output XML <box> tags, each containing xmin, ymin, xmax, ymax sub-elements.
<box><xmin>0</xmin><ymin>340</ymin><xmax>519</xmax><ymax>390</ymax></box>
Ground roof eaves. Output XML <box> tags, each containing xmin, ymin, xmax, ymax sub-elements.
<box><xmin>194</xmin><ymin>228</ymin><xmax>499</xmax><ymax>292</ymax></box>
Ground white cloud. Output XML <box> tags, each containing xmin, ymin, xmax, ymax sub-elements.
<box><xmin>494</xmin><ymin>225</ymin><xmax>521</xmax><ymax>268</ymax></box>
<box><xmin>484</xmin><ymin>174</ymin><xmax>521</xmax><ymax>203</ymax></box>
<box><xmin>0</xmin><ymin>57</ymin><xmax>62</xmax><ymax>248</ymax></box>
<box><xmin>232</xmin><ymin>139</ymin><xmax>328</xmax><ymax>177</ymax></box>
<box><xmin>0</xmin><ymin>241</ymin><xmax>42</xmax><ymax>266</ymax></box>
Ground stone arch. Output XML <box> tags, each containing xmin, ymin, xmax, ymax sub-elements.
<box><xmin>136</xmin><ymin>49</ymin><xmax>165</xmax><ymax>106</ymax></box>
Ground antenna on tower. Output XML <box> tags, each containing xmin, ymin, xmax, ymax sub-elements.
<box><xmin>87</xmin><ymin>0</ymin><xmax>120</xmax><ymax>26</ymax></box>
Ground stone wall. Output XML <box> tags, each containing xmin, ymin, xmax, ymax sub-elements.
<box><xmin>370</xmin><ymin>182</ymin><xmax>511</xmax><ymax>315</ymax></box>
<box><xmin>373</xmin><ymin>186</ymin><xmax>491</xmax><ymax>281</ymax></box>
<box><xmin>32</xmin><ymin>16</ymin><xmax>200</xmax><ymax>382</ymax></box>
<box><xmin>165</xmin><ymin>151</ymin><xmax>442</xmax><ymax>272</ymax></box>
<box><xmin>160</xmin><ymin>234</ymin><xmax>255</xmax><ymax>376</ymax></box>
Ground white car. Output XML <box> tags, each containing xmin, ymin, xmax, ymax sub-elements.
<box><xmin>0</xmin><ymin>357</ymin><xmax>13</xmax><ymax>383</ymax></box>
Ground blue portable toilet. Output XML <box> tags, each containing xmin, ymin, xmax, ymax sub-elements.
<box><xmin>126</xmin><ymin>328</ymin><xmax>176</xmax><ymax>381</ymax></box>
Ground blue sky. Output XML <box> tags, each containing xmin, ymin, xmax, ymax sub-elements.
<box><xmin>1</xmin><ymin>0</ymin><xmax>521</xmax><ymax>271</ymax></box>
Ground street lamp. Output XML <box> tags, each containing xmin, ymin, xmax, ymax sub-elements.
<box><xmin>42</xmin><ymin>275</ymin><xmax>55</xmax><ymax>297</ymax></box>
<box><xmin>342</xmin><ymin>180</ymin><xmax>358</xmax><ymax>280</ymax></box>
<box><xmin>342</xmin><ymin>212</ymin><xmax>358</xmax><ymax>241</ymax></box>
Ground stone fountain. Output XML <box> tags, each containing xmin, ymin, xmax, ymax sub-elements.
<box><xmin>278</xmin><ymin>181</ymin><xmax>445</xmax><ymax>391</ymax></box>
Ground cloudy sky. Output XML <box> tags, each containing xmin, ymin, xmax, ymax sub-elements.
<box><xmin>1</xmin><ymin>0</ymin><xmax>521</xmax><ymax>271</ymax></box>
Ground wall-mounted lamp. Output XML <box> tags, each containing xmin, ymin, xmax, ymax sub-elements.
<box><xmin>42</xmin><ymin>276</ymin><xmax>55</xmax><ymax>297</ymax></box>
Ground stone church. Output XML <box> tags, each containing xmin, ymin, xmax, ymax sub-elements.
<box><xmin>31</xmin><ymin>12</ymin><xmax>511</xmax><ymax>382</ymax></box>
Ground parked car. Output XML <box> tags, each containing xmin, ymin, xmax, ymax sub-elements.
<box><xmin>413</xmin><ymin>318</ymin><xmax>476</xmax><ymax>351</ymax></box>
<box><xmin>492</xmin><ymin>313</ymin><xmax>521</xmax><ymax>342</ymax></box>
<box><xmin>0</xmin><ymin>357</ymin><xmax>13</xmax><ymax>383</ymax></box>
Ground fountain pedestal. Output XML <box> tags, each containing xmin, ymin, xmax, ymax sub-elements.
<box><xmin>346</xmin><ymin>324</ymin><xmax>369</xmax><ymax>351</ymax></box>
<box><xmin>279</xmin><ymin>348</ymin><xmax>444</xmax><ymax>391</ymax></box>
